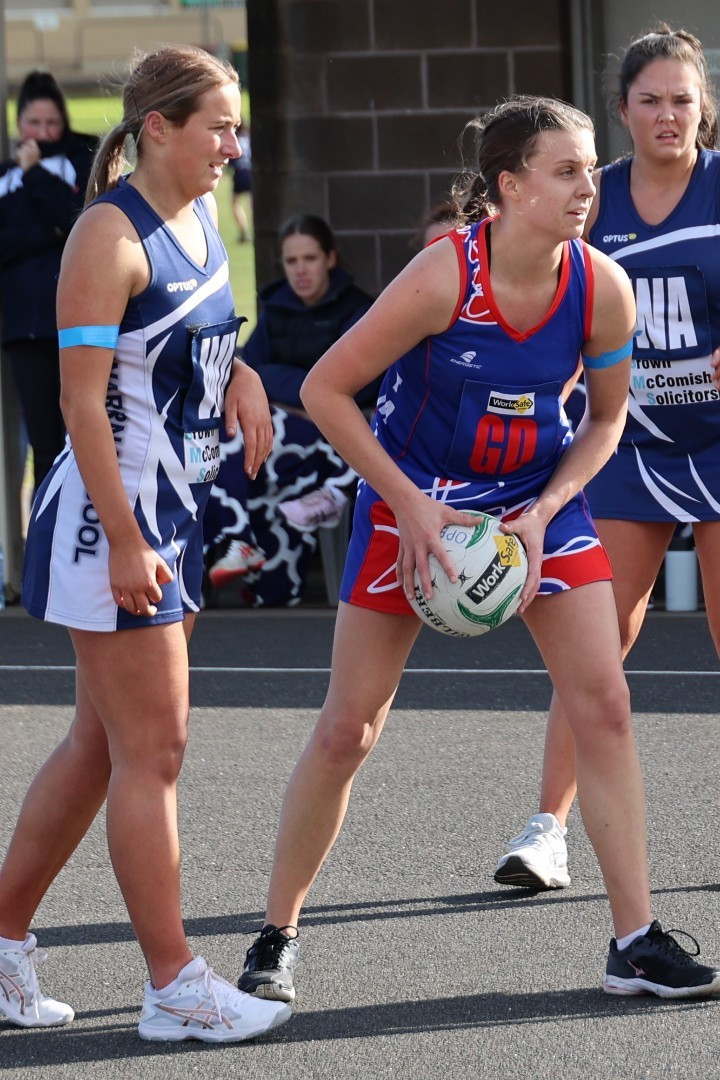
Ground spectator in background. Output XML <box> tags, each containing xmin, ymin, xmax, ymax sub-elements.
<box><xmin>230</xmin><ymin>120</ymin><xmax>252</xmax><ymax>242</ymax></box>
<box><xmin>418</xmin><ymin>200</ymin><xmax>456</xmax><ymax>247</ymax></box>
<box><xmin>205</xmin><ymin>213</ymin><xmax>378</xmax><ymax>607</ymax></box>
<box><xmin>0</xmin><ymin>71</ymin><xmax>98</xmax><ymax>492</ymax></box>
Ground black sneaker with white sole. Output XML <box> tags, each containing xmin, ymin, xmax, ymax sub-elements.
<box><xmin>604</xmin><ymin>921</ymin><xmax>720</xmax><ymax>999</ymax></box>
<box><xmin>238</xmin><ymin>924</ymin><xmax>299</xmax><ymax>1003</ymax></box>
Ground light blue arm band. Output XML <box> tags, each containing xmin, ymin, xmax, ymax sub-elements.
<box><xmin>58</xmin><ymin>325</ymin><xmax>120</xmax><ymax>350</ymax></box>
<box><xmin>582</xmin><ymin>337</ymin><xmax>634</xmax><ymax>370</ymax></box>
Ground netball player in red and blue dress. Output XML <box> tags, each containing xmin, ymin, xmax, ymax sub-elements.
<box><xmin>0</xmin><ymin>46</ymin><xmax>290</xmax><ymax>1042</ymax></box>
<box><xmin>498</xmin><ymin>28</ymin><xmax>720</xmax><ymax>908</ymax></box>
<box><xmin>237</xmin><ymin>97</ymin><xmax>720</xmax><ymax>1005</ymax></box>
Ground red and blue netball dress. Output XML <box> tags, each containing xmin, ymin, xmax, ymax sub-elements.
<box><xmin>22</xmin><ymin>179</ymin><xmax>239</xmax><ymax>630</ymax></box>
<box><xmin>341</xmin><ymin>218</ymin><xmax>612</xmax><ymax>614</ymax></box>
<box><xmin>585</xmin><ymin>150</ymin><xmax>720</xmax><ymax>521</ymax></box>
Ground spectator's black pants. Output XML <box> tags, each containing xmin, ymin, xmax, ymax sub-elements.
<box><xmin>6</xmin><ymin>338</ymin><xmax>65</xmax><ymax>491</ymax></box>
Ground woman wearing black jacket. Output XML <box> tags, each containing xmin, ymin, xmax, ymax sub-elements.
<box><xmin>0</xmin><ymin>71</ymin><xmax>98</xmax><ymax>490</ymax></box>
<box><xmin>204</xmin><ymin>214</ymin><xmax>378</xmax><ymax>606</ymax></box>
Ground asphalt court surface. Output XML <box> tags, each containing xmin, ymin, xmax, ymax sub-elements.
<box><xmin>1</xmin><ymin>606</ymin><xmax>719</xmax><ymax>1078</ymax></box>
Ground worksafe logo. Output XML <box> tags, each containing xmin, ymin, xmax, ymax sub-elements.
<box><xmin>487</xmin><ymin>392</ymin><xmax>535</xmax><ymax>415</ymax></box>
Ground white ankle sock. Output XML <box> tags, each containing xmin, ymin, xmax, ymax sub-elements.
<box><xmin>616</xmin><ymin>923</ymin><xmax>652</xmax><ymax>951</ymax></box>
<box><xmin>541</xmin><ymin>813</ymin><xmax>566</xmax><ymax>836</ymax></box>
<box><xmin>152</xmin><ymin>956</ymin><xmax>203</xmax><ymax>996</ymax></box>
<box><xmin>0</xmin><ymin>934</ymin><xmax>27</xmax><ymax>950</ymax></box>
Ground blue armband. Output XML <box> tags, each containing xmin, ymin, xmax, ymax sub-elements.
<box><xmin>581</xmin><ymin>337</ymin><xmax>634</xmax><ymax>370</ymax></box>
<box><xmin>58</xmin><ymin>325</ymin><xmax>120</xmax><ymax>350</ymax></box>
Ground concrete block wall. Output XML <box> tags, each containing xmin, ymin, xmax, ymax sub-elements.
<box><xmin>247</xmin><ymin>0</ymin><xmax>572</xmax><ymax>298</ymax></box>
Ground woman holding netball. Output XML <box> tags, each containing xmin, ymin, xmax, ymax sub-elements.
<box><xmin>236</xmin><ymin>96</ymin><xmax>720</xmax><ymax>1004</ymax></box>
<box><xmin>496</xmin><ymin>27</ymin><xmax>720</xmax><ymax>901</ymax></box>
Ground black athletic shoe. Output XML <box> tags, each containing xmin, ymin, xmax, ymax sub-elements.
<box><xmin>604</xmin><ymin>920</ymin><xmax>720</xmax><ymax>998</ymax></box>
<box><xmin>238</xmin><ymin>924</ymin><xmax>299</xmax><ymax>1003</ymax></box>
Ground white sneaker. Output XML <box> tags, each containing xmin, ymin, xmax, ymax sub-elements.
<box><xmin>0</xmin><ymin>933</ymin><xmax>74</xmax><ymax>1027</ymax></box>
<box><xmin>494</xmin><ymin>813</ymin><xmax>570</xmax><ymax>889</ymax></box>
<box><xmin>208</xmin><ymin>540</ymin><xmax>265</xmax><ymax>588</ymax></box>
<box><xmin>278</xmin><ymin>486</ymin><xmax>348</xmax><ymax>531</ymax></box>
<box><xmin>138</xmin><ymin>956</ymin><xmax>292</xmax><ymax>1042</ymax></box>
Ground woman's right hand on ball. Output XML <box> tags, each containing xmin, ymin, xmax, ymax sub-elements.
<box><xmin>394</xmin><ymin>494</ymin><xmax>481</xmax><ymax>604</ymax></box>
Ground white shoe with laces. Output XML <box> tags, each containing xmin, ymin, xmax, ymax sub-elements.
<box><xmin>138</xmin><ymin>956</ymin><xmax>292</xmax><ymax>1042</ymax></box>
<box><xmin>494</xmin><ymin>813</ymin><xmax>570</xmax><ymax>889</ymax></box>
<box><xmin>208</xmin><ymin>540</ymin><xmax>265</xmax><ymax>588</ymax></box>
<box><xmin>0</xmin><ymin>933</ymin><xmax>74</xmax><ymax>1027</ymax></box>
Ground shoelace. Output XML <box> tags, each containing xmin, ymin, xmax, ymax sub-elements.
<box><xmin>247</xmin><ymin>926</ymin><xmax>296</xmax><ymax>968</ymax></box>
<box><xmin>505</xmin><ymin>822</ymin><xmax>548</xmax><ymax>850</ymax></box>
<box><xmin>199</xmin><ymin>965</ymin><xmax>240</xmax><ymax>1020</ymax></box>
<box><xmin>20</xmin><ymin>945</ymin><xmax>47</xmax><ymax>1009</ymax></box>
<box><xmin>647</xmin><ymin>927</ymin><xmax>702</xmax><ymax>965</ymax></box>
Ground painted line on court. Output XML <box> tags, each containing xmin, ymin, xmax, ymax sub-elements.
<box><xmin>0</xmin><ymin>665</ymin><xmax>717</xmax><ymax>676</ymax></box>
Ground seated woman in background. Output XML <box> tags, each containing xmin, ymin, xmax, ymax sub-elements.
<box><xmin>418</xmin><ymin>201</ymin><xmax>456</xmax><ymax>247</ymax></box>
<box><xmin>204</xmin><ymin>213</ymin><xmax>378</xmax><ymax>607</ymax></box>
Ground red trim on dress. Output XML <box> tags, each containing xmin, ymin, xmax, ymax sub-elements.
<box><xmin>477</xmin><ymin>219</ymin><xmax>571</xmax><ymax>343</ymax></box>
<box><xmin>539</xmin><ymin>543</ymin><xmax>612</xmax><ymax>591</ymax></box>
<box><xmin>580</xmin><ymin>239</ymin><xmax>595</xmax><ymax>341</ymax></box>
<box><xmin>346</xmin><ymin>500</ymin><xmax>413</xmax><ymax>615</ymax></box>
<box><xmin>447</xmin><ymin>229</ymin><xmax>469</xmax><ymax>329</ymax></box>
<box><xmin>394</xmin><ymin>339</ymin><xmax>432</xmax><ymax>463</ymax></box>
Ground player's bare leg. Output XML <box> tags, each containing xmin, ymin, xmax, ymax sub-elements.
<box><xmin>0</xmin><ymin>669</ymin><xmax>111</xmax><ymax>939</ymax></box>
<box><xmin>69</xmin><ymin>620</ymin><xmax>195</xmax><ymax>989</ymax></box>
<box><xmin>237</xmin><ymin>603</ymin><xmax>421</xmax><ymax>1002</ymax></box>
<box><xmin>264</xmin><ymin>603</ymin><xmax>421</xmax><ymax>930</ymax></box>
<box><xmin>539</xmin><ymin>519</ymin><xmax>674</xmax><ymax>825</ymax></box>
<box><xmin>523</xmin><ymin>581</ymin><xmax>652</xmax><ymax>936</ymax></box>
<box><xmin>692</xmin><ymin>520</ymin><xmax>720</xmax><ymax>655</ymax></box>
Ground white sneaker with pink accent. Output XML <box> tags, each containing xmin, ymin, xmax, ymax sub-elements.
<box><xmin>0</xmin><ymin>933</ymin><xmax>74</xmax><ymax>1027</ymax></box>
<box><xmin>138</xmin><ymin>956</ymin><xmax>291</xmax><ymax>1042</ymax></box>
<box><xmin>278</xmin><ymin>486</ymin><xmax>348</xmax><ymax>531</ymax></box>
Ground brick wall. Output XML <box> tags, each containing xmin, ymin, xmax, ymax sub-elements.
<box><xmin>247</xmin><ymin>0</ymin><xmax>572</xmax><ymax>298</ymax></box>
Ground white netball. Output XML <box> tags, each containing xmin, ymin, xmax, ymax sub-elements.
<box><xmin>409</xmin><ymin>511</ymin><xmax>528</xmax><ymax>637</ymax></box>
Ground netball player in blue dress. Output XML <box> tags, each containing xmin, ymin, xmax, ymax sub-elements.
<box><xmin>237</xmin><ymin>97</ymin><xmax>720</xmax><ymax>1003</ymax></box>
<box><xmin>0</xmin><ymin>45</ymin><xmax>290</xmax><ymax>1042</ymax></box>
<box><xmin>496</xmin><ymin>27</ymin><xmax>720</xmax><ymax>895</ymax></box>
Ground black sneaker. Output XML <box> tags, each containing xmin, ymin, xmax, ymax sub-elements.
<box><xmin>238</xmin><ymin>924</ymin><xmax>299</xmax><ymax>1003</ymax></box>
<box><xmin>604</xmin><ymin>920</ymin><xmax>720</xmax><ymax>998</ymax></box>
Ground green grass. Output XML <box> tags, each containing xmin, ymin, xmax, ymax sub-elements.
<box><xmin>66</xmin><ymin>94</ymin><xmax>123</xmax><ymax>134</ymax></box>
<box><xmin>9</xmin><ymin>89</ymin><xmax>250</xmax><ymax>137</ymax></box>
<box><xmin>215</xmin><ymin>173</ymin><xmax>257</xmax><ymax>343</ymax></box>
<box><xmin>8</xmin><ymin>90</ymin><xmax>257</xmax><ymax>337</ymax></box>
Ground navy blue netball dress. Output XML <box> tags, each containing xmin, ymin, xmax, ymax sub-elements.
<box><xmin>22</xmin><ymin>179</ymin><xmax>240</xmax><ymax>630</ymax></box>
<box><xmin>585</xmin><ymin>150</ymin><xmax>720</xmax><ymax>521</ymax></box>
